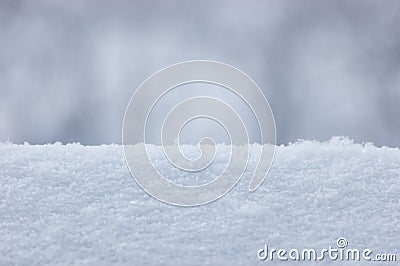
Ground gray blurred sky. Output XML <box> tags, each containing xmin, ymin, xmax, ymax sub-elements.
<box><xmin>0</xmin><ymin>0</ymin><xmax>399</xmax><ymax>146</ymax></box>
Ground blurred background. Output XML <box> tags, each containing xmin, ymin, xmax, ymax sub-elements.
<box><xmin>0</xmin><ymin>0</ymin><xmax>399</xmax><ymax>147</ymax></box>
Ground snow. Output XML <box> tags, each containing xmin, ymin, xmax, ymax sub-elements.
<box><xmin>1</xmin><ymin>137</ymin><xmax>399</xmax><ymax>265</ymax></box>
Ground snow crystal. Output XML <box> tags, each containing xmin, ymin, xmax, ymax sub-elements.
<box><xmin>1</xmin><ymin>138</ymin><xmax>399</xmax><ymax>265</ymax></box>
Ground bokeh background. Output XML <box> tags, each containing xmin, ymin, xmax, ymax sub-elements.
<box><xmin>1</xmin><ymin>0</ymin><xmax>399</xmax><ymax>147</ymax></box>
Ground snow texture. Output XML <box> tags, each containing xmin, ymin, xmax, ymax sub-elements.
<box><xmin>1</xmin><ymin>137</ymin><xmax>399</xmax><ymax>265</ymax></box>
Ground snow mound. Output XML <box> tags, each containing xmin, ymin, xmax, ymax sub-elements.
<box><xmin>1</xmin><ymin>137</ymin><xmax>399</xmax><ymax>265</ymax></box>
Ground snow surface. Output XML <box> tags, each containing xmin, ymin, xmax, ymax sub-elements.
<box><xmin>1</xmin><ymin>137</ymin><xmax>399</xmax><ymax>265</ymax></box>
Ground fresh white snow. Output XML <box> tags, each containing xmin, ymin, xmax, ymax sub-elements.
<box><xmin>1</xmin><ymin>137</ymin><xmax>399</xmax><ymax>265</ymax></box>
